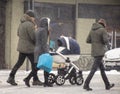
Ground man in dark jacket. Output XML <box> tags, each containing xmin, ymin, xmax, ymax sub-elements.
<box><xmin>83</xmin><ymin>19</ymin><xmax>114</xmax><ymax>91</ymax></box>
<box><xmin>23</xmin><ymin>17</ymin><xmax>53</xmax><ymax>87</ymax></box>
<box><xmin>7</xmin><ymin>10</ymin><xmax>42</xmax><ymax>86</ymax></box>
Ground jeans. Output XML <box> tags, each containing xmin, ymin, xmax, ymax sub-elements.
<box><xmin>84</xmin><ymin>56</ymin><xmax>110</xmax><ymax>87</ymax></box>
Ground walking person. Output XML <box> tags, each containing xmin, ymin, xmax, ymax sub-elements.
<box><xmin>23</xmin><ymin>17</ymin><xmax>53</xmax><ymax>87</ymax></box>
<box><xmin>83</xmin><ymin>18</ymin><xmax>114</xmax><ymax>91</ymax></box>
<box><xmin>7</xmin><ymin>10</ymin><xmax>42</xmax><ymax>86</ymax></box>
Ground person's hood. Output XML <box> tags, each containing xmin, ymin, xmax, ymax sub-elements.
<box><xmin>39</xmin><ymin>17</ymin><xmax>50</xmax><ymax>30</ymax></box>
<box><xmin>20</xmin><ymin>14</ymin><xmax>32</xmax><ymax>23</ymax></box>
<box><xmin>91</xmin><ymin>23</ymin><xmax>104</xmax><ymax>31</ymax></box>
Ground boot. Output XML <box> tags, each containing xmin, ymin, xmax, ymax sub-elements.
<box><xmin>83</xmin><ymin>84</ymin><xmax>92</xmax><ymax>91</ymax></box>
<box><xmin>32</xmin><ymin>80</ymin><xmax>43</xmax><ymax>86</ymax></box>
<box><xmin>43</xmin><ymin>83</ymin><xmax>53</xmax><ymax>87</ymax></box>
<box><xmin>83</xmin><ymin>86</ymin><xmax>92</xmax><ymax>91</ymax></box>
<box><xmin>7</xmin><ymin>76</ymin><xmax>17</xmax><ymax>86</ymax></box>
<box><xmin>23</xmin><ymin>78</ymin><xmax>30</xmax><ymax>87</ymax></box>
<box><xmin>106</xmin><ymin>83</ymin><xmax>115</xmax><ymax>90</ymax></box>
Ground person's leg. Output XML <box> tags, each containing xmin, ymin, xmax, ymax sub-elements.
<box><xmin>7</xmin><ymin>53</ymin><xmax>26</xmax><ymax>85</ymax></box>
<box><xmin>99</xmin><ymin>57</ymin><xmax>114</xmax><ymax>90</ymax></box>
<box><xmin>83</xmin><ymin>57</ymin><xmax>99</xmax><ymax>91</ymax></box>
<box><xmin>23</xmin><ymin>53</ymin><xmax>43</xmax><ymax>87</ymax></box>
<box><xmin>23</xmin><ymin>66</ymin><xmax>38</xmax><ymax>87</ymax></box>
<box><xmin>43</xmin><ymin>71</ymin><xmax>53</xmax><ymax>87</ymax></box>
<box><xmin>27</xmin><ymin>54</ymin><xmax>38</xmax><ymax>80</ymax></box>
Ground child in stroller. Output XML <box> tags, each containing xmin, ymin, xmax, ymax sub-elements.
<box><xmin>48</xmin><ymin>36</ymin><xmax>84</xmax><ymax>86</ymax></box>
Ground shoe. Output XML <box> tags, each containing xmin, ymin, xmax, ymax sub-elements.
<box><xmin>83</xmin><ymin>86</ymin><xmax>92</xmax><ymax>91</ymax></box>
<box><xmin>32</xmin><ymin>80</ymin><xmax>43</xmax><ymax>86</ymax></box>
<box><xmin>43</xmin><ymin>83</ymin><xmax>53</xmax><ymax>87</ymax></box>
<box><xmin>23</xmin><ymin>78</ymin><xmax>30</xmax><ymax>87</ymax></box>
<box><xmin>106</xmin><ymin>83</ymin><xmax>115</xmax><ymax>90</ymax></box>
<box><xmin>7</xmin><ymin>77</ymin><xmax>17</xmax><ymax>86</ymax></box>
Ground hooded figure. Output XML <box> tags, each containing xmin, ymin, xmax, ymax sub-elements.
<box><xmin>35</xmin><ymin>17</ymin><xmax>53</xmax><ymax>87</ymax></box>
<box><xmin>24</xmin><ymin>17</ymin><xmax>53</xmax><ymax>87</ymax></box>
<box><xmin>34</xmin><ymin>17</ymin><xmax>50</xmax><ymax>63</ymax></box>
<box><xmin>7</xmin><ymin>10</ymin><xmax>42</xmax><ymax>86</ymax></box>
<box><xmin>17</xmin><ymin>13</ymin><xmax>36</xmax><ymax>53</ymax></box>
<box><xmin>83</xmin><ymin>19</ymin><xmax>114</xmax><ymax>91</ymax></box>
<box><xmin>86</xmin><ymin>22</ymin><xmax>110</xmax><ymax>57</ymax></box>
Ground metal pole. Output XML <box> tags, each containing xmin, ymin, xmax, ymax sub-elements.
<box><xmin>75</xmin><ymin>0</ymin><xmax>78</xmax><ymax>19</ymax></box>
<box><xmin>75</xmin><ymin>0</ymin><xmax>78</xmax><ymax>39</ymax></box>
<box><xmin>111</xmin><ymin>31</ymin><xmax>113</xmax><ymax>48</ymax></box>
<box><xmin>32</xmin><ymin>0</ymin><xmax>34</xmax><ymax>11</ymax></box>
<box><xmin>28</xmin><ymin>0</ymin><xmax>30</xmax><ymax>10</ymax></box>
<box><xmin>115</xmin><ymin>30</ymin><xmax>116</xmax><ymax>48</ymax></box>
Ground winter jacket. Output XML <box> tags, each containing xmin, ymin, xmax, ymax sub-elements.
<box><xmin>86</xmin><ymin>23</ymin><xmax>109</xmax><ymax>57</ymax></box>
<box><xmin>34</xmin><ymin>18</ymin><xmax>49</xmax><ymax>63</ymax></box>
<box><xmin>17</xmin><ymin>14</ymin><xmax>35</xmax><ymax>53</ymax></box>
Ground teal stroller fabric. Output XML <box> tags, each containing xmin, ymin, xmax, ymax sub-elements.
<box><xmin>37</xmin><ymin>53</ymin><xmax>53</xmax><ymax>73</ymax></box>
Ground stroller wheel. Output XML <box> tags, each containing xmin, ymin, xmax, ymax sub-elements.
<box><xmin>75</xmin><ymin>76</ymin><xmax>84</xmax><ymax>85</ymax></box>
<box><xmin>69</xmin><ymin>76</ymin><xmax>76</xmax><ymax>85</ymax></box>
<box><xmin>48</xmin><ymin>73</ymin><xmax>56</xmax><ymax>85</ymax></box>
<box><xmin>55</xmin><ymin>75</ymin><xmax>65</xmax><ymax>86</ymax></box>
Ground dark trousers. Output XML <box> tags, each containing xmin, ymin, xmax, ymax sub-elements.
<box><xmin>9</xmin><ymin>52</ymin><xmax>39</xmax><ymax>81</ymax></box>
<box><xmin>26</xmin><ymin>67</ymin><xmax>49</xmax><ymax>84</ymax></box>
<box><xmin>44</xmin><ymin>71</ymin><xmax>49</xmax><ymax>84</ymax></box>
<box><xmin>84</xmin><ymin>56</ymin><xmax>110</xmax><ymax>88</ymax></box>
<box><xmin>25</xmin><ymin>63</ymin><xmax>39</xmax><ymax>81</ymax></box>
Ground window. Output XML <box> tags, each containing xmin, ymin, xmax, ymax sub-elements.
<box><xmin>34</xmin><ymin>3</ymin><xmax>75</xmax><ymax>21</ymax></box>
<box><xmin>78</xmin><ymin>4</ymin><xmax>120</xmax><ymax>48</ymax></box>
<box><xmin>34</xmin><ymin>2</ymin><xmax>75</xmax><ymax>49</ymax></box>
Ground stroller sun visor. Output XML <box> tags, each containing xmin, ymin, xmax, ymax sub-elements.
<box><xmin>57</xmin><ymin>36</ymin><xmax>80</xmax><ymax>55</ymax></box>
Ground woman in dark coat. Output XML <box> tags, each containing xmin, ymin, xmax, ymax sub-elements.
<box><xmin>83</xmin><ymin>19</ymin><xmax>114</xmax><ymax>91</ymax></box>
<box><xmin>24</xmin><ymin>17</ymin><xmax>53</xmax><ymax>87</ymax></box>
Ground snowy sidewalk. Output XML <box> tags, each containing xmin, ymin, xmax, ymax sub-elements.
<box><xmin>0</xmin><ymin>70</ymin><xmax>120</xmax><ymax>94</ymax></box>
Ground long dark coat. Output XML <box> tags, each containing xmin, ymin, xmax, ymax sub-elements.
<box><xmin>34</xmin><ymin>18</ymin><xmax>49</xmax><ymax>63</ymax></box>
<box><xmin>17</xmin><ymin>15</ymin><xmax>35</xmax><ymax>53</ymax></box>
<box><xmin>86</xmin><ymin>23</ymin><xmax>110</xmax><ymax>57</ymax></box>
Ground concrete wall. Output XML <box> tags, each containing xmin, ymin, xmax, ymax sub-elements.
<box><xmin>5</xmin><ymin>0</ymin><xmax>12</xmax><ymax>68</ymax></box>
<box><xmin>5</xmin><ymin>0</ymin><xmax>24</xmax><ymax>69</ymax></box>
<box><xmin>5</xmin><ymin>0</ymin><xmax>120</xmax><ymax>69</ymax></box>
<box><xmin>35</xmin><ymin>0</ymin><xmax>76</xmax><ymax>4</ymax></box>
<box><xmin>10</xmin><ymin>0</ymin><xmax>24</xmax><ymax>69</ymax></box>
<box><xmin>77</xmin><ymin>0</ymin><xmax>120</xmax><ymax>5</ymax></box>
<box><xmin>76</xmin><ymin>18</ymin><xmax>95</xmax><ymax>55</ymax></box>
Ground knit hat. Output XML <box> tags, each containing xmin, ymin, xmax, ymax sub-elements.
<box><xmin>25</xmin><ymin>10</ymin><xmax>35</xmax><ymax>17</ymax></box>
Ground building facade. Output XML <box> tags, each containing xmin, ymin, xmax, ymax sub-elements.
<box><xmin>0</xmin><ymin>0</ymin><xmax>120</xmax><ymax>69</ymax></box>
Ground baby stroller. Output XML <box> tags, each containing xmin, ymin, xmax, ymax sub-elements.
<box><xmin>48</xmin><ymin>36</ymin><xmax>84</xmax><ymax>86</ymax></box>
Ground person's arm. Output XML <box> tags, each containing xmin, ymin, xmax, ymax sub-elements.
<box><xmin>27</xmin><ymin>22</ymin><xmax>35</xmax><ymax>44</ymax></box>
<box><xmin>102</xmin><ymin>29</ymin><xmax>111</xmax><ymax>50</ymax></box>
<box><xmin>86</xmin><ymin>31</ymin><xmax>92</xmax><ymax>43</ymax></box>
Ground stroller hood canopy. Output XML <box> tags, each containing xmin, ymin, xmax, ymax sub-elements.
<box><xmin>57</xmin><ymin>36</ymin><xmax>80</xmax><ymax>55</ymax></box>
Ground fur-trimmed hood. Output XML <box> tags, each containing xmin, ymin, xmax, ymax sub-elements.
<box><xmin>20</xmin><ymin>14</ymin><xmax>35</xmax><ymax>25</ymax></box>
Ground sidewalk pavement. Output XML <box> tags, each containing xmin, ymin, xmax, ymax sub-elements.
<box><xmin>0</xmin><ymin>70</ymin><xmax>120</xmax><ymax>94</ymax></box>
